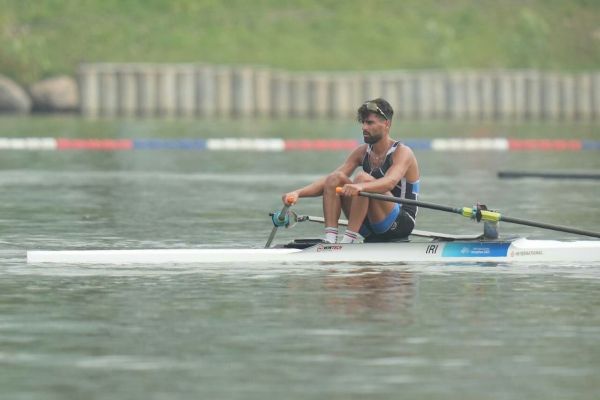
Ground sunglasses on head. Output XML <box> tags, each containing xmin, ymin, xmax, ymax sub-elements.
<box><xmin>364</xmin><ymin>101</ymin><xmax>389</xmax><ymax>120</ymax></box>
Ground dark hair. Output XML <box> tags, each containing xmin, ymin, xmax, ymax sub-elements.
<box><xmin>357</xmin><ymin>98</ymin><xmax>394</xmax><ymax>122</ymax></box>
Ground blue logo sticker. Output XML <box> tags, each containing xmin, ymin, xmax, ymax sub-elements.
<box><xmin>442</xmin><ymin>242</ymin><xmax>510</xmax><ymax>258</ymax></box>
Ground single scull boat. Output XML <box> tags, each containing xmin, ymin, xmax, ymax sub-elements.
<box><xmin>26</xmin><ymin>237</ymin><xmax>600</xmax><ymax>264</ymax></box>
<box><xmin>26</xmin><ymin>191</ymin><xmax>600</xmax><ymax>265</ymax></box>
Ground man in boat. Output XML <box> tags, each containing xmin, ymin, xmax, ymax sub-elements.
<box><xmin>282</xmin><ymin>98</ymin><xmax>420</xmax><ymax>243</ymax></box>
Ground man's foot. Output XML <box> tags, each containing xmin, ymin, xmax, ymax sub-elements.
<box><xmin>324</xmin><ymin>227</ymin><xmax>338</xmax><ymax>243</ymax></box>
<box><xmin>340</xmin><ymin>229</ymin><xmax>362</xmax><ymax>243</ymax></box>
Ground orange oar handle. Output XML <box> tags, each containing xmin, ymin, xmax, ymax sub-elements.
<box><xmin>284</xmin><ymin>195</ymin><xmax>296</xmax><ymax>205</ymax></box>
<box><xmin>336</xmin><ymin>186</ymin><xmax>359</xmax><ymax>196</ymax></box>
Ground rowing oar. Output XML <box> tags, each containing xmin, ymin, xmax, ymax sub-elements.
<box><xmin>336</xmin><ymin>188</ymin><xmax>600</xmax><ymax>239</ymax></box>
<box><xmin>265</xmin><ymin>196</ymin><xmax>295</xmax><ymax>248</ymax></box>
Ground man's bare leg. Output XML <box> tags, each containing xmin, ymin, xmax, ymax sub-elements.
<box><xmin>322</xmin><ymin>171</ymin><xmax>352</xmax><ymax>242</ymax></box>
<box><xmin>342</xmin><ymin>172</ymin><xmax>397</xmax><ymax>243</ymax></box>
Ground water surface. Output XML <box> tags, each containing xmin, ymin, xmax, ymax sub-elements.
<box><xmin>1</xmin><ymin>117</ymin><xmax>599</xmax><ymax>399</ymax></box>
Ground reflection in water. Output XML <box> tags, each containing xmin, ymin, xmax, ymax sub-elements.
<box><xmin>322</xmin><ymin>268</ymin><xmax>416</xmax><ymax>318</ymax></box>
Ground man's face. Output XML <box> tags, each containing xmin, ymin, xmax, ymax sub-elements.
<box><xmin>361</xmin><ymin>113</ymin><xmax>388</xmax><ymax>144</ymax></box>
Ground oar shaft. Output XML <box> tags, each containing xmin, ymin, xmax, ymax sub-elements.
<box><xmin>499</xmin><ymin>215</ymin><xmax>600</xmax><ymax>239</ymax></box>
<box><xmin>357</xmin><ymin>192</ymin><xmax>460</xmax><ymax>214</ymax></box>
<box><xmin>356</xmin><ymin>191</ymin><xmax>600</xmax><ymax>239</ymax></box>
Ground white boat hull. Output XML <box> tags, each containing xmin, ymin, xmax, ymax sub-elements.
<box><xmin>26</xmin><ymin>238</ymin><xmax>600</xmax><ymax>264</ymax></box>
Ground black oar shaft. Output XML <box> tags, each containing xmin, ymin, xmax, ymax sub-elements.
<box><xmin>499</xmin><ymin>215</ymin><xmax>600</xmax><ymax>239</ymax></box>
<box><xmin>358</xmin><ymin>192</ymin><xmax>460</xmax><ymax>214</ymax></box>
<box><xmin>357</xmin><ymin>191</ymin><xmax>600</xmax><ymax>239</ymax></box>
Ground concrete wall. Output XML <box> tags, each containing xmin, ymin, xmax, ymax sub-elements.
<box><xmin>78</xmin><ymin>63</ymin><xmax>600</xmax><ymax>120</ymax></box>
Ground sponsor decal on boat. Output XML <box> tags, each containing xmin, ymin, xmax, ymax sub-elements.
<box><xmin>510</xmin><ymin>250</ymin><xmax>544</xmax><ymax>257</ymax></box>
<box><xmin>316</xmin><ymin>244</ymin><xmax>343</xmax><ymax>252</ymax></box>
<box><xmin>441</xmin><ymin>242</ymin><xmax>510</xmax><ymax>257</ymax></box>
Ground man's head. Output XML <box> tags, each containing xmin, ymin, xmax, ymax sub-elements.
<box><xmin>357</xmin><ymin>98</ymin><xmax>393</xmax><ymax>144</ymax></box>
<box><xmin>357</xmin><ymin>98</ymin><xmax>393</xmax><ymax>123</ymax></box>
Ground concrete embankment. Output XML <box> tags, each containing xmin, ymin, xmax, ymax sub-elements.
<box><xmin>2</xmin><ymin>65</ymin><xmax>599</xmax><ymax>120</ymax></box>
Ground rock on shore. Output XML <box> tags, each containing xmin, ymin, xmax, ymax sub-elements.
<box><xmin>0</xmin><ymin>75</ymin><xmax>32</xmax><ymax>113</ymax></box>
<box><xmin>29</xmin><ymin>75</ymin><xmax>79</xmax><ymax>112</ymax></box>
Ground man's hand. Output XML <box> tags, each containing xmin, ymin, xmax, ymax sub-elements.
<box><xmin>336</xmin><ymin>184</ymin><xmax>363</xmax><ymax>197</ymax></box>
<box><xmin>282</xmin><ymin>191</ymin><xmax>299</xmax><ymax>205</ymax></box>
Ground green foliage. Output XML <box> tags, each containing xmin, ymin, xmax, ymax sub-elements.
<box><xmin>0</xmin><ymin>0</ymin><xmax>598</xmax><ymax>84</ymax></box>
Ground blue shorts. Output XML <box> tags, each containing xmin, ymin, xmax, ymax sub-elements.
<box><xmin>359</xmin><ymin>204</ymin><xmax>400</xmax><ymax>236</ymax></box>
<box><xmin>359</xmin><ymin>204</ymin><xmax>415</xmax><ymax>242</ymax></box>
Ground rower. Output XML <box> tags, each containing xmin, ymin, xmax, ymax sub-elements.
<box><xmin>282</xmin><ymin>98</ymin><xmax>421</xmax><ymax>244</ymax></box>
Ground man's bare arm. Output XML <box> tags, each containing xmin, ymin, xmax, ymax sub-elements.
<box><xmin>283</xmin><ymin>145</ymin><xmax>366</xmax><ymax>204</ymax></box>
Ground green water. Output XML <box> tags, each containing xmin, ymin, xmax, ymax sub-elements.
<box><xmin>0</xmin><ymin>117</ymin><xmax>599</xmax><ymax>399</ymax></box>
<box><xmin>1</xmin><ymin>115</ymin><xmax>599</xmax><ymax>139</ymax></box>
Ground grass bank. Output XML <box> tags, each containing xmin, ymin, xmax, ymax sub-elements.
<box><xmin>1</xmin><ymin>0</ymin><xmax>599</xmax><ymax>84</ymax></box>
